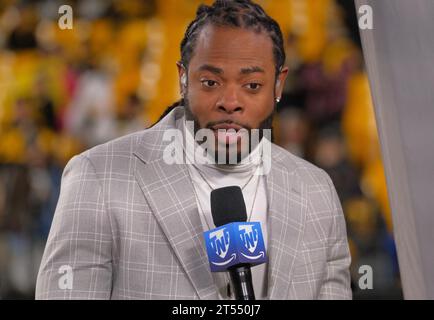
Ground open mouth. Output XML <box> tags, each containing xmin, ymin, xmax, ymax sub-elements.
<box><xmin>211</xmin><ymin>123</ymin><xmax>243</xmax><ymax>131</ymax></box>
<box><xmin>211</xmin><ymin>124</ymin><xmax>247</xmax><ymax>145</ymax></box>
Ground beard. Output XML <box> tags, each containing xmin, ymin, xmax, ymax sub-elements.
<box><xmin>182</xmin><ymin>96</ymin><xmax>275</xmax><ymax>164</ymax></box>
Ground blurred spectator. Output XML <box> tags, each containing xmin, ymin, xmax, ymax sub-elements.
<box><xmin>6</xmin><ymin>5</ymin><xmax>38</xmax><ymax>50</ymax></box>
<box><xmin>64</xmin><ymin>64</ymin><xmax>117</xmax><ymax>147</ymax></box>
<box><xmin>345</xmin><ymin>197</ymin><xmax>401</xmax><ymax>299</ymax></box>
<box><xmin>299</xmin><ymin>41</ymin><xmax>359</xmax><ymax>126</ymax></box>
<box><xmin>276</xmin><ymin>108</ymin><xmax>310</xmax><ymax>158</ymax></box>
<box><xmin>117</xmin><ymin>93</ymin><xmax>150</xmax><ymax>136</ymax></box>
<box><xmin>33</xmin><ymin>74</ymin><xmax>58</xmax><ymax>131</ymax></box>
<box><xmin>311</xmin><ymin>124</ymin><xmax>360</xmax><ymax>203</ymax></box>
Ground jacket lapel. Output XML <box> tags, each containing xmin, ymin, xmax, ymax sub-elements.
<box><xmin>131</xmin><ymin>109</ymin><xmax>217</xmax><ymax>299</ymax></box>
<box><xmin>133</xmin><ymin>155</ymin><xmax>218</xmax><ymax>299</ymax></box>
<box><xmin>266</xmin><ymin>148</ymin><xmax>308</xmax><ymax>299</ymax></box>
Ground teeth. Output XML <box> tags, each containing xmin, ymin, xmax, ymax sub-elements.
<box><xmin>216</xmin><ymin>129</ymin><xmax>242</xmax><ymax>144</ymax></box>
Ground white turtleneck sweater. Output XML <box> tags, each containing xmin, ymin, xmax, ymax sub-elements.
<box><xmin>182</xmin><ymin>120</ymin><xmax>269</xmax><ymax>300</ymax></box>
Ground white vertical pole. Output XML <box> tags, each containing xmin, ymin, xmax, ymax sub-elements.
<box><xmin>355</xmin><ymin>0</ymin><xmax>434</xmax><ymax>299</ymax></box>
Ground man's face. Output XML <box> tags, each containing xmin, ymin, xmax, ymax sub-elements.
<box><xmin>178</xmin><ymin>25</ymin><xmax>288</xmax><ymax>160</ymax></box>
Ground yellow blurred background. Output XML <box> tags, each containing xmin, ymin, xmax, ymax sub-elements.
<box><xmin>0</xmin><ymin>0</ymin><xmax>401</xmax><ymax>299</ymax></box>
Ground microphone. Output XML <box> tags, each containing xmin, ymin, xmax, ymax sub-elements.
<box><xmin>203</xmin><ymin>186</ymin><xmax>267</xmax><ymax>300</ymax></box>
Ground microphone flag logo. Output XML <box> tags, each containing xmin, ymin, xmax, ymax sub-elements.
<box><xmin>209</xmin><ymin>228</ymin><xmax>230</xmax><ymax>259</ymax></box>
<box><xmin>204</xmin><ymin>222</ymin><xmax>267</xmax><ymax>272</ymax></box>
<box><xmin>239</xmin><ymin>224</ymin><xmax>259</xmax><ymax>253</ymax></box>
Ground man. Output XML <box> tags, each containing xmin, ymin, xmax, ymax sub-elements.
<box><xmin>36</xmin><ymin>0</ymin><xmax>351</xmax><ymax>299</ymax></box>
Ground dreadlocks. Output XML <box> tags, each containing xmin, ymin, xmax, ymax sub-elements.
<box><xmin>156</xmin><ymin>0</ymin><xmax>286</xmax><ymax>123</ymax></box>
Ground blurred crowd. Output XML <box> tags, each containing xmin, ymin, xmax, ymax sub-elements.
<box><xmin>0</xmin><ymin>0</ymin><xmax>401</xmax><ymax>299</ymax></box>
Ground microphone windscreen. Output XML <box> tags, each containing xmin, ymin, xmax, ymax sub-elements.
<box><xmin>210</xmin><ymin>186</ymin><xmax>247</xmax><ymax>227</ymax></box>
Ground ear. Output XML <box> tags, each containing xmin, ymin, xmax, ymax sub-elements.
<box><xmin>275</xmin><ymin>66</ymin><xmax>289</xmax><ymax>100</ymax></box>
<box><xmin>177</xmin><ymin>61</ymin><xmax>187</xmax><ymax>96</ymax></box>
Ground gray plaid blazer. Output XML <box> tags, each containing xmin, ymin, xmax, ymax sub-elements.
<box><xmin>36</xmin><ymin>107</ymin><xmax>352</xmax><ymax>300</ymax></box>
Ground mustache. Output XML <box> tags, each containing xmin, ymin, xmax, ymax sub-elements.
<box><xmin>183</xmin><ymin>96</ymin><xmax>274</xmax><ymax>138</ymax></box>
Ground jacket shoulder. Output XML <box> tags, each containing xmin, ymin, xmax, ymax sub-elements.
<box><xmin>78</xmin><ymin>107</ymin><xmax>182</xmax><ymax>168</ymax></box>
<box><xmin>83</xmin><ymin>131</ymin><xmax>144</xmax><ymax>162</ymax></box>
<box><xmin>271</xmin><ymin>143</ymin><xmax>332</xmax><ymax>188</ymax></box>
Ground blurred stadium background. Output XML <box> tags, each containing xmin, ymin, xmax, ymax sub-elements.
<box><xmin>0</xmin><ymin>0</ymin><xmax>402</xmax><ymax>299</ymax></box>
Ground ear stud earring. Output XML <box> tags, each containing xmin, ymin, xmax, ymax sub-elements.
<box><xmin>181</xmin><ymin>74</ymin><xmax>187</xmax><ymax>86</ymax></box>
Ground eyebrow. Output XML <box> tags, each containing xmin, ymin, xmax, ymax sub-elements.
<box><xmin>240</xmin><ymin>66</ymin><xmax>265</xmax><ymax>75</ymax></box>
<box><xmin>197</xmin><ymin>64</ymin><xmax>265</xmax><ymax>75</ymax></box>
<box><xmin>198</xmin><ymin>64</ymin><xmax>224</xmax><ymax>75</ymax></box>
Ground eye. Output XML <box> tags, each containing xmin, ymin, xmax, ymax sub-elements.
<box><xmin>201</xmin><ymin>79</ymin><xmax>219</xmax><ymax>88</ymax></box>
<box><xmin>244</xmin><ymin>83</ymin><xmax>262</xmax><ymax>91</ymax></box>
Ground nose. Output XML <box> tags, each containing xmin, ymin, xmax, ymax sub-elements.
<box><xmin>216</xmin><ymin>86</ymin><xmax>244</xmax><ymax>114</ymax></box>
